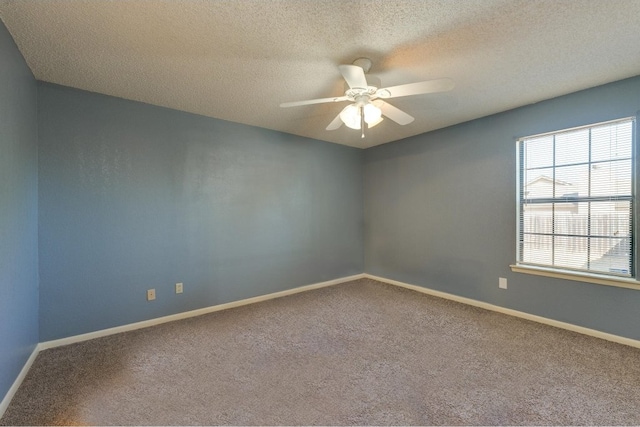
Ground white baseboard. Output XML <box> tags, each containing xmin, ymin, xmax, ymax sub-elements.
<box><xmin>364</xmin><ymin>273</ymin><xmax>640</xmax><ymax>349</ymax></box>
<box><xmin>39</xmin><ymin>273</ymin><xmax>366</xmax><ymax>351</ymax></box>
<box><xmin>0</xmin><ymin>344</ymin><xmax>41</xmax><ymax>419</ymax></box>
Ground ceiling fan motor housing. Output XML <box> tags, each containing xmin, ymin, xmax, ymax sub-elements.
<box><xmin>344</xmin><ymin>74</ymin><xmax>381</xmax><ymax>97</ymax></box>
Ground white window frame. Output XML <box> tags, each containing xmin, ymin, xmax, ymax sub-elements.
<box><xmin>512</xmin><ymin>117</ymin><xmax>640</xmax><ymax>289</ymax></box>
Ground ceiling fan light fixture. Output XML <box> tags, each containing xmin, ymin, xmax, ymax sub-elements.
<box><xmin>340</xmin><ymin>102</ymin><xmax>382</xmax><ymax>130</ymax></box>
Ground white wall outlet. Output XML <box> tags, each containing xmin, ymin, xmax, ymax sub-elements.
<box><xmin>147</xmin><ymin>288</ymin><xmax>156</xmax><ymax>301</ymax></box>
<box><xmin>175</xmin><ymin>282</ymin><xmax>183</xmax><ymax>294</ymax></box>
<box><xmin>499</xmin><ymin>277</ymin><xmax>508</xmax><ymax>289</ymax></box>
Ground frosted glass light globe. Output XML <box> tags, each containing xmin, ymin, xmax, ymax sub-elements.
<box><xmin>339</xmin><ymin>104</ymin><xmax>361</xmax><ymax>130</ymax></box>
<box><xmin>363</xmin><ymin>103</ymin><xmax>382</xmax><ymax>124</ymax></box>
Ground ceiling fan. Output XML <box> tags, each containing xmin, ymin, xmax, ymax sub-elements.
<box><xmin>280</xmin><ymin>58</ymin><xmax>454</xmax><ymax>138</ymax></box>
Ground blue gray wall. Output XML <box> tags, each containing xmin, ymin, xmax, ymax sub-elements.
<box><xmin>0</xmin><ymin>21</ymin><xmax>39</xmax><ymax>400</ymax></box>
<box><xmin>5</xmin><ymin>12</ymin><xmax>640</xmax><ymax>382</ymax></box>
<box><xmin>38</xmin><ymin>83</ymin><xmax>363</xmax><ymax>341</ymax></box>
<box><xmin>364</xmin><ymin>75</ymin><xmax>640</xmax><ymax>340</ymax></box>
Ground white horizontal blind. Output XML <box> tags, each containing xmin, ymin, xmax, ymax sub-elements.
<box><xmin>518</xmin><ymin>118</ymin><xmax>635</xmax><ymax>277</ymax></box>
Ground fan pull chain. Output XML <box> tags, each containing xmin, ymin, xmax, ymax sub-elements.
<box><xmin>361</xmin><ymin>105</ymin><xmax>365</xmax><ymax>138</ymax></box>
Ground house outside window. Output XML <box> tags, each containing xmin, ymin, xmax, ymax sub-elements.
<box><xmin>517</xmin><ymin>117</ymin><xmax>635</xmax><ymax>279</ymax></box>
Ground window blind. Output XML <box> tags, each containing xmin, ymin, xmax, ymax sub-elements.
<box><xmin>518</xmin><ymin>118</ymin><xmax>635</xmax><ymax>277</ymax></box>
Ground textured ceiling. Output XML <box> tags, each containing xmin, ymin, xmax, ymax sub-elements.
<box><xmin>1</xmin><ymin>0</ymin><xmax>640</xmax><ymax>148</ymax></box>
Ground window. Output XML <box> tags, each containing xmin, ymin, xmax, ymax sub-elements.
<box><xmin>517</xmin><ymin>118</ymin><xmax>635</xmax><ymax>279</ymax></box>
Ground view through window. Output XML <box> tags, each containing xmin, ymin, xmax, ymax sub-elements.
<box><xmin>518</xmin><ymin>118</ymin><xmax>635</xmax><ymax>278</ymax></box>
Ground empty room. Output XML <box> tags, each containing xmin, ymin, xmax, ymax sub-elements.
<box><xmin>2</xmin><ymin>1</ymin><xmax>640</xmax><ymax>425</ymax></box>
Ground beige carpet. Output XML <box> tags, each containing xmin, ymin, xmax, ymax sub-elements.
<box><xmin>2</xmin><ymin>278</ymin><xmax>640</xmax><ymax>425</ymax></box>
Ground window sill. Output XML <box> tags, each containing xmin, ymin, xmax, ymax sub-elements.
<box><xmin>510</xmin><ymin>264</ymin><xmax>640</xmax><ymax>290</ymax></box>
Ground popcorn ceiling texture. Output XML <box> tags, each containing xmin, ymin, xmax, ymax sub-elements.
<box><xmin>1</xmin><ymin>0</ymin><xmax>639</xmax><ymax>148</ymax></box>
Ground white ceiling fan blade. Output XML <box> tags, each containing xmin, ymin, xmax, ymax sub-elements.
<box><xmin>377</xmin><ymin>78</ymin><xmax>454</xmax><ymax>99</ymax></box>
<box><xmin>326</xmin><ymin>112</ymin><xmax>343</xmax><ymax>130</ymax></box>
<box><xmin>280</xmin><ymin>96</ymin><xmax>349</xmax><ymax>108</ymax></box>
<box><xmin>375</xmin><ymin>100</ymin><xmax>414</xmax><ymax>125</ymax></box>
<box><xmin>338</xmin><ymin>64</ymin><xmax>368</xmax><ymax>89</ymax></box>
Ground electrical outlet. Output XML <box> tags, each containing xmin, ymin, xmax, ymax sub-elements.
<box><xmin>175</xmin><ymin>282</ymin><xmax>183</xmax><ymax>294</ymax></box>
<box><xmin>147</xmin><ymin>288</ymin><xmax>156</xmax><ymax>301</ymax></box>
<box><xmin>499</xmin><ymin>277</ymin><xmax>508</xmax><ymax>289</ymax></box>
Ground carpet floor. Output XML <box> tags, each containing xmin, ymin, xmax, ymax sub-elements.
<box><xmin>2</xmin><ymin>278</ymin><xmax>640</xmax><ymax>425</ymax></box>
